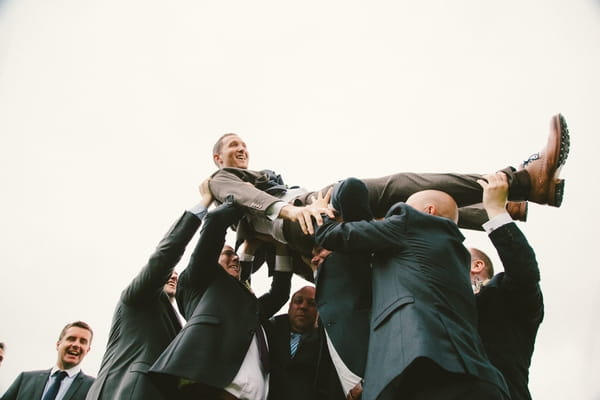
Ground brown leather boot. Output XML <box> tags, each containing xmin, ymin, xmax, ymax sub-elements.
<box><xmin>520</xmin><ymin>114</ymin><xmax>570</xmax><ymax>207</ymax></box>
<box><xmin>506</xmin><ymin>201</ymin><xmax>528</xmax><ymax>222</ymax></box>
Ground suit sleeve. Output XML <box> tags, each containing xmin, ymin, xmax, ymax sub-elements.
<box><xmin>258</xmin><ymin>271</ymin><xmax>292</xmax><ymax>319</ymax></box>
<box><xmin>209</xmin><ymin>168</ymin><xmax>283</xmax><ymax>215</ymax></box>
<box><xmin>489</xmin><ymin>222</ymin><xmax>543</xmax><ymax>324</ymax></box>
<box><xmin>315</xmin><ymin>214</ymin><xmax>408</xmax><ymax>253</ymax></box>
<box><xmin>121</xmin><ymin>211</ymin><xmax>203</xmax><ymax>306</ymax></box>
<box><xmin>176</xmin><ymin>203</ymin><xmax>243</xmax><ymax>313</ymax></box>
<box><xmin>1</xmin><ymin>372</ymin><xmax>24</xmax><ymax>400</ymax></box>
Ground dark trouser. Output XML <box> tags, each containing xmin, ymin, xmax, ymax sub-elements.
<box><xmin>284</xmin><ymin>168</ymin><xmax>530</xmax><ymax>256</ymax></box>
<box><xmin>379</xmin><ymin>358</ymin><xmax>509</xmax><ymax>400</ymax></box>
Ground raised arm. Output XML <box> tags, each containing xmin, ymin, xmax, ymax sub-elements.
<box><xmin>180</xmin><ymin>200</ymin><xmax>243</xmax><ymax>290</ymax></box>
<box><xmin>479</xmin><ymin>173</ymin><xmax>543</xmax><ymax>322</ymax></box>
<box><xmin>315</xmin><ymin>212</ymin><xmax>406</xmax><ymax>254</ymax></box>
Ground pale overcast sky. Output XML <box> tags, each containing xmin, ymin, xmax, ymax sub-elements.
<box><xmin>1</xmin><ymin>0</ymin><xmax>599</xmax><ymax>398</ymax></box>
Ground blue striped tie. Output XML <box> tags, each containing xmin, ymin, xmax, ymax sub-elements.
<box><xmin>290</xmin><ymin>332</ymin><xmax>301</xmax><ymax>357</ymax></box>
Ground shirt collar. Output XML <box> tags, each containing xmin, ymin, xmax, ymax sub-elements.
<box><xmin>51</xmin><ymin>364</ymin><xmax>81</xmax><ymax>378</ymax></box>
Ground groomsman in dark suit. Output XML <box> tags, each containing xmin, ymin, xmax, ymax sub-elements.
<box><xmin>315</xmin><ymin>185</ymin><xmax>509</xmax><ymax>400</ymax></box>
<box><xmin>470</xmin><ymin>172</ymin><xmax>544</xmax><ymax>400</ymax></box>
<box><xmin>2</xmin><ymin>321</ymin><xmax>95</xmax><ymax>400</ymax></box>
<box><xmin>148</xmin><ymin>199</ymin><xmax>293</xmax><ymax>400</ymax></box>
<box><xmin>312</xmin><ymin>177</ymin><xmax>373</xmax><ymax>400</ymax></box>
<box><xmin>85</xmin><ymin>186</ymin><xmax>213</xmax><ymax>400</ymax></box>
<box><xmin>267</xmin><ymin>285</ymin><xmax>346</xmax><ymax>400</ymax></box>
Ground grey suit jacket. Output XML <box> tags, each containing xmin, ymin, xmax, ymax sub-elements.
<box><xmin>315</xmin><ymin>203</ymin><xmax>509</xmax><ymax>400</ymax></box>
<box><xmin>85</xmin><ymin>211</ymin><xmax>202</xmax><ymax>400</ymax></box>
<box><xmin>2</xmin><ymin>369</ymin><xmax>94</xmax><ymax>400</ymax></box>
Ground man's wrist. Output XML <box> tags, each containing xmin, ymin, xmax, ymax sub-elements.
<box><xmin>482</xmin><ymin>212</ymin><xmax>513</xmax><ymax>234</ymax></box>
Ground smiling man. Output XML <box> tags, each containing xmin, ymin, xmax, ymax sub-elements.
<box><xmin>207</xmin><ymin>116</ymin><xmax>570</xmax><ymax>279</ymax></box>
<box><xmin>2</xmin><ymin>321</ymin><xmax>95</xmax><ymax>400</ymax></box>
<box><xmin>85</xmin><ymin>186</ymin><xmax>213</xmax><ymax>400</ymax></box>
<box><xmin>149</xmin><ymin>201</ymin><xmax>292</xmax><ymax>400</ymax></box>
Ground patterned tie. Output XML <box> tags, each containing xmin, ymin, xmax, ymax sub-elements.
<box><xmin>42</xmin><ymin>370</ymin><xmax>68</xmax><ymax>400</ymax></box>
<box><xmin>290</xmin><ymin>332</ymin><xmax>301</xmax><ymax>357</ymax></box>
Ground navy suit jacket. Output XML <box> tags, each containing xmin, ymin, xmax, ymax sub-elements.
<box><xmin>2</xmin><ymin>369</ymin><xmax>94</xmax><ymax>400</ymax></box>
<box><xmin>315</xmin><ymin>250</ymin><xmax>371</xmax><ymax>380</ymax></box>
<box><xmin>316</xmin><ymin>203</ymin><xmax>509</xmax><ymax>400</ymax></box>
<box><xmin>477</xmin><ymin>221</ymin><xmax>543</xmax><ymax>400</ymax></box>
<box><xmin>86</xmin><ymin>211</ymin><xmax>202</xmax><ymax>400</ymax></box>
<box><xmin>148</xmin><ymin>204</ymin><xmax>291</xmax><ymax>396</ymax></box>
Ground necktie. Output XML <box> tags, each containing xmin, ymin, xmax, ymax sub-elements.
<box><xmin>255</xmin><ymin>322</ymin><xmax>270</xmax><ymax>373</ymax></box>
<box><xmin>290</xmin><ymin>332</ymin><xmax>301</xmax><ymax>357</ymax></box>
<box><xmin>42</xmin><ymin>370</ymin><xmax>68</xmax><ymax>400</ymax></box>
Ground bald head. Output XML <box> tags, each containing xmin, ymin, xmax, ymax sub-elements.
<box><xmin>406</xmin><ymin>190</ymin><xmax>459</xmax><ymax>223</ymax></box>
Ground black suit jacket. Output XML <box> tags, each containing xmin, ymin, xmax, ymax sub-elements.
<box><xmin>267</xmin><ymin>315</ymin><xmax>343</xmax><ymax>400</ymax></box>
<box><xmin>2</xmin><ymin>369</ymin><xmax>94</xmax><ymax>400</ymax></box>
<box><xmin>148</xmin><ymin>204</ymin><xmax>292</xmax><ymax>396</ymax></box>
<box><xmin>85</xmin><ymin>211</ymin><xmax>202</xmax><ymax>400</ymax></box>
<box><xmin>315</xmin><ymin>203</ymin><xmax>509</xmax><ymax>400</ymax></box>
<box><xmin>477</xmin><ymin>221</ymin><xmax>544</xmax><ymax>400</ymax></box>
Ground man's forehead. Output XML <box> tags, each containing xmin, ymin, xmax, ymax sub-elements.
<box><xmin>293</xmin><ymin>287</ymin><xmax>316</xmax><ymax>299</ymax></box>
<box><xmin>63</xmin><ymin>327</ymin><xmax>91</xmax><ymax>339</ymax></box>
<box><xmin>224</xmin><ymin>134</ymin><xmax>245</xmax><ymax>145</ymax></box>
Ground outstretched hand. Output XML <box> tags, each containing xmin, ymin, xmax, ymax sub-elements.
<box><xmin>199</xmin><ymin>178</ymin><xmax>214</xmax><ymax>208</ymax></box>
<box><xmin>477</xmin><ymin>172</ymin><xmax>509</xmax><ymax>219</ymax></box>
<box><xmin>280</xmin><ymin>188</ymin><xmax>335</xmax><ymax>235</ymax></box>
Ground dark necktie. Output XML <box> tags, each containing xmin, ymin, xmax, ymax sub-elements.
<box><xmin>290</xmin><ymin>332</ymin><xmax>301</xmax><ymax>357</ymax></box>
<box><xmin>256</xmin><ymin>322</ymin><xmax>270</xmax><ymax>373</ymax></box>
<box><xmin>42</xmin><ymin>370</ymin><xmax>68</xmax><ymax>400</ymax></box>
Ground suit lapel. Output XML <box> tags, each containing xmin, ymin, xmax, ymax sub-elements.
<box><xmin>32</xmin><ymin>370</ymin><xmax>51</xmax><ymax>400</ymax></box>
<box><xmin>62</xmin><ymin>372</ymin><xmax>82</xmax><ymax>400</ymax></box>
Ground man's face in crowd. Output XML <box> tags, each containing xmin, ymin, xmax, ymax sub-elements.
<box><xmin>214</xmin><ymin>134</ymin><xmax>249</xmax><ymax>169</ymax></box>
<box><xmin>288</xmin><ymin>286</ymin><xmax>317</xmax><ymax>333</ymax></box>
<box><xmin>219</xmin><ymin>245</ymin><xmax>241</xmax><ymax>280</ymax></box>
<box><xmin>56</xmin><ymin>326</ymin><xmax>92</xmax><ymax>370</ymax></box>
<box><xmin>163</xmin><ymin>271</ymin><xmax>178</xmax><ymax>298</ymax></box>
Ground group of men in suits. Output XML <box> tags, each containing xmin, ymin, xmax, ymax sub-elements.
<box><xmin>1</xmin><ymin>113</ymin><xmax>567</xmax><ymax>400</ymax></box>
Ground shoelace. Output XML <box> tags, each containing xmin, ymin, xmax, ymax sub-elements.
<box><xmin>521</xmin><ymin>152</ymin><xmax>540</xmax><ymax>168</ymax></box>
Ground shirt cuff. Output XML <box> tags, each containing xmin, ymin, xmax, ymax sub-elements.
<box><xmin>239</xmin><ymin>253</ymin><xmax>255</xmax><ymax>262</ymax></box>
<box><xmin>275</xmin><ymin>255</ymin><xmax>293</xmax><ymax>272</ymax></box>
<box><xmin>266</xmin><ymin>201</ymin><xmax>287</xmax><ymax>221</ymax></box>
<box><xmin>187</xmin><ymin>204</ymin><xmax>208</xmax><ymax>220</ymax></box>
<box><xmin>482</xmin><ymin>212</ymin><xmax>513</xmax><ymax>234</ymax></box>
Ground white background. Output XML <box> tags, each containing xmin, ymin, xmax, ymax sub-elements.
<box><xmin>1</xmin><ymin>0</ymin><xmax>599</xmax><ymax>398</ymax></box>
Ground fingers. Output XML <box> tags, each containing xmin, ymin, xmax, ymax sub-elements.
<box><xmin>323</xmin><ymin>187</ymin><xmax>333</xmax><ymax>203</ymax></box>
<box><xmin>297</xmin><ymin>212</ymin><xmax>309</xmax><ymax>235</ymax></box>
